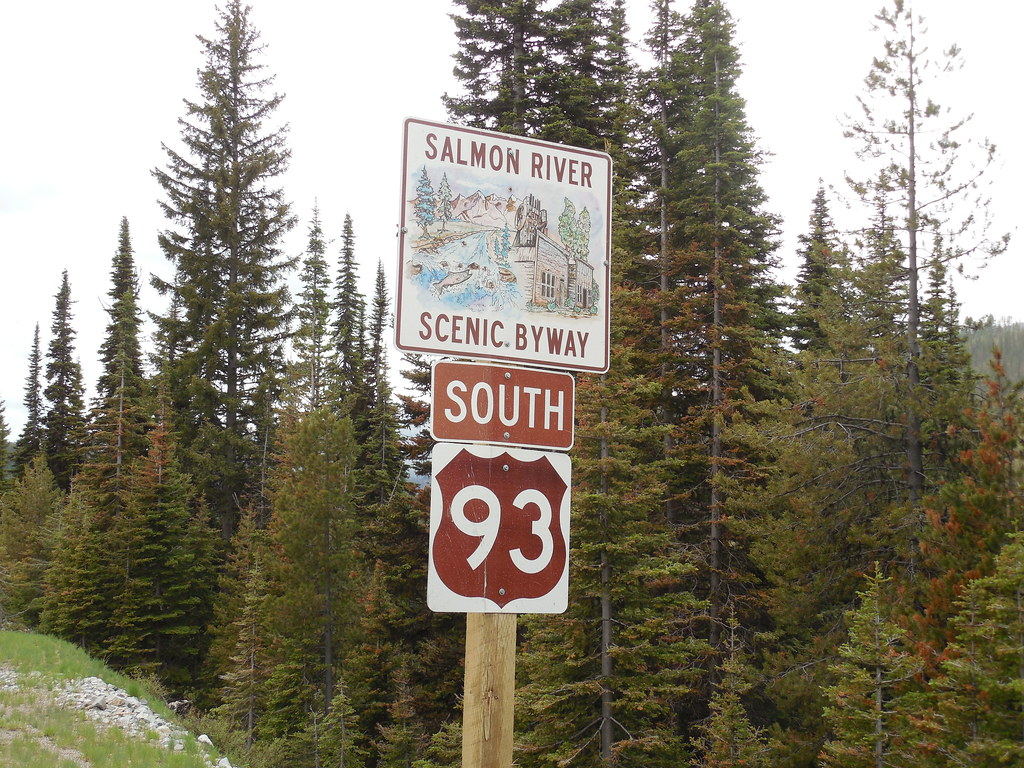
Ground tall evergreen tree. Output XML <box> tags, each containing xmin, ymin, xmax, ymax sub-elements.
<box><xmin>333</xmin><ymin>212</ymin><xmax>366</xmax><ymax>398</ymax></box>
<box><xmin>42</xmin><ymin>270</ymin><xmax>86</xmax><ymax>492</ymax></box>
<box><xmin>13</xmin><ymin>324</ymin><xmax>45</xmax><ymax>474</ymax></box>
<box><xmin>269</xmin><ymin>407</ymin><xmax>360</xmax><ymax>733</ymax></box>
<box><xmin>106</xmin><ymin>415</ymin><xmax>217</xmax><ymax>691</ymax></box>
<box><xmin>84</xmin><ymin>217</ymin><xmax>150</xmax><ymax>496</ymax></box>
<box><xmin>0</xmin><ymin>400</ymin><xmax>10</xmax><ymax>492</ymax></box>
<box><xmin>445</xmin><ymin>0</ymin><xmax>546</xmax><ymax>135</ymax></box>
<box><xmin>790</xmin><ymin>185</ymin><xmax>851</xmax><ymax>352</ymax></box>
<box><xmin>153</xmin><ymin>0</ymin><xmax>296</xmax><ymax>538</ymax></box>
<box><xmin>0</xmin><ymin>455</ymin><xmax>62</xmax><ymax>627</ymax></box>
<box><xmin>925</xmin><ymin>533</ymin><xmax>1024</xmax><ymax>765</ymax></box>
<box><xmin>819</xmin><ymin>567</ymin><xmax>922</xmax><ymax>768</ymax></box>
<box><xmin>845</xmin><ymin>0</ymin><xmax>1008</xmax><ymax>505</ymax></box>
<box><xmin>288</xmin><ymin>204</ymin><xmax>333</xmax><ymax>413</ymax></box>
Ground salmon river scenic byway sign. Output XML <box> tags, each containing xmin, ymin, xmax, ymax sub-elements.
<box><xmin>397</xmin><ymin>117</ymin><xmax>609</xmax><ymax>768</ymax></box>
<box><xmin>395</xmin><ymin>117</ymin><xmax>612</xmax><ymax>374</ymax></box>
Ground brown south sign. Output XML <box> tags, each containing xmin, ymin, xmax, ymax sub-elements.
<box><xmin>431</xmin><ymin>360</ymin><xmax>574</xmax><ymax>451</ymax></box>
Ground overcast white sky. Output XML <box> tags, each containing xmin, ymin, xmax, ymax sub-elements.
<box><xmin>1</xmin><ymin>0</ymin><xmax>1019</xmax><ymax>434</ymax></box>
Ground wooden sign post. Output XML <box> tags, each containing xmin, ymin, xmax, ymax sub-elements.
<box><xmin>462</xmin><ymin>614</ymin><xmax>517</xmax><ymax>768</ymax></box>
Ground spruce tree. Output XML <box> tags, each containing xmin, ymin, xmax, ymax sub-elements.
<box><xmin>42</xmin><ymin>270</ymin><xmax>86</xmax><ymax>492</ymax></box>
<box><xmin>13</xmin><ymin>324</ymin><xmax>45</xmax><ymax>474</ymax></box>
<box><xmin>106</xmin><ymin>415</ymin><xmax>217</xmax><ymax>691</ymax></box>
<box><xmin>445</xmin><ymin>0</ymin><xmax>546</xmax><ymax>135</ymax></box>
<box><xmin>0</xmin><ymin>455</ymin><xmax>62</xmax><ymax>627</ymax></box>
<box><xmin>83</xmin><ymin>217</ymin><xmax>150</xmax><ymax>497</ymax></box>
<box><xmin>153</xmin><ymin>0</ymin><xmax>295</xmax><ymax>539</ymax></box>
<box><xmin>820</xmin><ymin>568</ymin><xmax>922</xmax><ymax>768</ymax></box>
<box><xmin>790</xmin><ymin>185</ymin><xmax>851</xmax><ymax>352</ymax></box>
<box><xmin>288</xmin><ymin>204</ymin><xmax>333</xmax><ymax>412</ymax></box>
<box><xmin>0</xmin><ymin>400</ymin><xmax>9</xmax><ymax>492</ymax></box>
<box><xmin>928</xmin><ymin>533</ymin><xmax>1024</xmax><ymax>765</ymax></box>
<box><xmin>333</xmin><ymin>213</ymin><xmax>366</xmax><ymax>398</ymax></box>
<box><xmin>268</xmin><ymin>407</ymin><xmax>360</xmax><ymax>729</ymax></box>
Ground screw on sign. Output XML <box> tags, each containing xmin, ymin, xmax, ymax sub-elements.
<box><xmin>428</xmin><ymin>443</ymin><xmax>571</xmax><ymax>613</ymax></box>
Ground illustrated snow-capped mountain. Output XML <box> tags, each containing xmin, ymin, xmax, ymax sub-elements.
<box><xmin>450</xmin><ymin>191</ymin><xmax>516</xmax><ymax>228</ymax></box>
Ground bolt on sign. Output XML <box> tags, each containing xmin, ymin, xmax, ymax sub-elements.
<box><xmin>395</xmin><ymin>117</ymin><xmax>612</xmax><ymax>374</ymax></box>
<box><xmin>428</xmin><ymin>443</ymin><xmax>571</xmax><ymax>614</ymax></box>
<box><xmin>431</xmin><ymin>360</ymin><xmax>575</xmax><ymax>451</ymax></box>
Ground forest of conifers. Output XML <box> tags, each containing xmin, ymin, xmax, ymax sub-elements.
<box><xmin>1</xmin><ymin>0</ymin><xmax>1021</xmax><ymax>766</ymax></box>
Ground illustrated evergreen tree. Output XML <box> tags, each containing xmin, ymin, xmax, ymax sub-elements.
<box><xmin>0</xmin><ymin>455</ymin><xmax>62</xmax><ymax>627</ymax></box>
<box><xmin>845</xmin><ymin>0</ymin><xmax>1008</xmax><ymax>506</ymax></box>
<box><xmin>12</xmin><ymin>324</ymin><xmax>45</xmax><ymax>475</ymax></box>
<box><xmin>819</xmin><ymin>567</ymin><xmax>923</xmax><ymax>768</ymax></box>
<box><xmin>412</xmin><ymin>168</ymin><xmax>436</xmax><ymax>237</ymax></box>
<box><xmin>42</xmin><ymin>270</ymin><xmax>86</xmax><ymax>492</ymax></box>
<box><xmin>435</xmin><ymin>173</ymin><xmax>453</xmax><ymax>233</ymax></box>
<box><xmin>152</xmin><ymin>0</ymin><xmax>295</xmax><ymax>539</ymax></box>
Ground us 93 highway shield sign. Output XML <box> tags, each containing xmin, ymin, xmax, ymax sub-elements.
<box><xmin>428</xmin><ymin>443</ymin><xmax>571</xmax><ymax>613</ymax></box>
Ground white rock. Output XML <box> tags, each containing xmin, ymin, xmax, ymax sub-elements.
<box><xmin>198</xmin><ymin>734</ymin><xmax>214</xmax><ymax>747</ymax></box>
<box><xmin>217</xmin><ymin>758</ymin><xmax>233</xmax><ymax>768</ymax></box>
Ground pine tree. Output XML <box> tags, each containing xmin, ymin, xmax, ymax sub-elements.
<box><xmin>790</xmin><ymin>185</ymin><xmax>851</xmax><ymax>353</ymax></box>
<box><xmin>153</xmin><ymin>0</ymin><xmax>295</xmax><ymax>539</ymax></box>
<box><xmin>42</xmin><ymin>270</ymin><xmax>86</xmax><ymax>492</ymax></box>
<box><xmin>820</xmin><ymin>567</ymin><xmax>923</xmax><ymax>768</ymax></box>
<box><xmin>13</xmin><ymin>324</ymin><xmax>45</xmax><ymax>475</ymax></box>
<box><xmin>0</xmin><ymin>400</ymin><xmax>10</xmax><ymax>492</ymax></box>
<box><xmin>83</xmin><ymin>217</ymin><xmax>151</xmax><ymax>498</ymax></box>
<box><xmin>214</xmin><ymin>550</ymin><xmax>272</xmax><ymax>749</ymax></box>
<box><xmin>106</xmin><ymin>415</ymin><xmax>217</xmax><ymax>691</ymax></box>
<box><xmin>445</xmin><ymin>0</ymin><xmax>545</xmax><ymax>135</ymax></box>
<box><xmin>288</xmin><ymin>204</ymin><xmax>333</xmax><ymax>412</ymax></box>
<box><xmin>0</xmin><ymin>455</ymin><xmax>62</xmax><ymax>627</ymax></box>
<box><xmin>538</xmin><ymin>0</ymin><xmax>633</xmax><ymax>153</ymax></box>
<box><xmin>913</xmin><ymin>363</ymin><xmax>1024</xmax><ymax>658</ymax></box>
<box><xmin>689</xmin><ymin>620</ymin><xmax>777</xmax><ymax>768</ymax></box>
<box><xmin>262</xmin><ymin>406</ymin><xmax>361</xmax><ymax>761</ymax></box>
<box><xmin>845</xmin><ymin>0</ymin><xmax>1008</xmax><ymax>505</ymax></box>
<box><xmin>518</xmin><ymin>265</ymin><xmax>703</xmax><ymax>768</ymax></box>
<box><xmin>927</xmin><ymin>534</ymin><xmax>1024</xmax><ymax>765</ymax></box>
<box><xmin>661</xmin><ymin>0</ymin><xmax>785</xmax><ymax>667</ymax></box>
<box><xmin>333</xmin><ymin>213</ymin><xmax>367</xmax><ymax>402</ymax></box>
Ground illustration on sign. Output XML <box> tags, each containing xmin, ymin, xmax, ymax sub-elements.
<box><xmin>428</xmin><ymin>443</ymin><xmax>571</xmax><ymax>613</ymax></box>
<box><xmin>396</xmin><ymin>118</ymin><xmax>611</xmax><ymax>373</ymax></box>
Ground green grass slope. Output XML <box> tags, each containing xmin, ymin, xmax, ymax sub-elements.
<box><xmin>0</xmin><ymin>631</ymin><xmax>217</xmax><ymax>768</ymax></box>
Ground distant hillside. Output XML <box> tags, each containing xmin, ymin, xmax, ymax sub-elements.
<box><xmin>965</xmin><ymin>318</ymin><xmax>1024</xmax><ymax>380</ymax></box>
<box><xmin>0</xmin><ymin>631</ymin><xmax>237</xmax><ymax>767</ymax></box>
